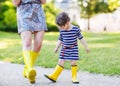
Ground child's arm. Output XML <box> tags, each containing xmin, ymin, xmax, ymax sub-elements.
<box><xmin>54</xmin><ymin>40</ymin><xmax>62</xmax><ymax>53</ymax></box>
<box><xmin>12</xmin><ymin>0</ymin><xmax>21</xmax><ymax>7</ymax></box>
<box><xmin>40</xmin><ymin>0</ymin><xmax>46</xmax><ymax>4</ymax></box>
<box><xmin>80</xmin><ymin>38</ymin><xmax>90</xmax><ymax>53</ymax></box>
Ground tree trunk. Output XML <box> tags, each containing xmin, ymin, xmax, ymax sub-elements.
<box><xmin>88</xmin><ymin>16</ymin><xmax>90</xmax><ymax>31</ymax></box>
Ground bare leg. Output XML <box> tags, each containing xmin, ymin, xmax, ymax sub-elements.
<box><xmin>58</xmin><ymin>59</ymin><xmax>66</xmax><ymax>67</ymax></box>
<box><xmin>21</xmin><ymin>31</ymin><xmax>32</xmax><ymax>50</ymax></box>
<box><xmin>33</xmin><ymin>31</ymin><xmax>45</xmax><ymax>52</ymax></box>
<box><xmin>70</xmin><ymin>60</ymin><xmax>77</xmax><ymax>66</ymax></box>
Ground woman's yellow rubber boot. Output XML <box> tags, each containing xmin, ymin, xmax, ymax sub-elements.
<box><xmin>44</xmin><ymin>65</ymin><xmax>63</xmax><ymax>82</ymax></box>
<box><xmin>23</xmin><ymin>65</ymin><xmax>28</xmax><ymax>78</ymax></box>
<box><xmin>71</xmin><ymin>65</ymin><xmax>79</xmax><ymax>84</ymax></box>
<box><xmin>23</xmin><ymin>50</ymin><xmax>36</xmax><ymax>84</ymax></box>
<box><xmin>30</xmin><ymin>51</ymin><xmax>39</xmax><ymax>67</ymax></box>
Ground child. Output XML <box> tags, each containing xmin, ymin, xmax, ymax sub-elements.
<box><xmin>44</xmin><ymin>12</ymin><xmax>90</xmax><ymax>84</ymax></box>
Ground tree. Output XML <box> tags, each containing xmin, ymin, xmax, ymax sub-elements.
<box><xmin>43</xmin><ymin>1</ymin><xmax>60</xmax><ymax>31</ymax></box>
<box><xmin>79</xmin><ymin>0</ymin><xmax>110</xmax><ymax>30</ymax></box>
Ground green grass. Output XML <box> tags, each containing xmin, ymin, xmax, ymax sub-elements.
<box><xmin>0</xmin><ymin>31</ymin><xmax>120</xmax><ymax>75</ymax></box>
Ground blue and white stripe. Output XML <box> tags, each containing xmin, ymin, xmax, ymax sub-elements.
<box><xmin>59</xmin><ymin>25</ymin><xmax>83</xmax><ymax>60</ymax></box>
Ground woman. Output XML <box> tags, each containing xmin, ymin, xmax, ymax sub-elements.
<box><xmin>12</xmin><ymin>0</ymin><xmax>47</xmax><ymax>84</ymax></box>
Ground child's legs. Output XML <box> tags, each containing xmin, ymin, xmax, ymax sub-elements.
<box><xmin>70</xmin><ymin>60</ymin><xmax>77</xmax><ymax>66</ymax></box>
<box><xmin>58</xmin><ymin>59</ymin><xmax>66</xmax><ymax>67</ymax></box>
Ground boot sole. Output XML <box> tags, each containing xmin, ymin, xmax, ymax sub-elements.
<box><xmin>44</xmin><ymin>74</ymin><xmax>56</xmax><ymax>82</ymax></box>
<box><xmin>28</xmin><ymin>69</ymin><xmax>36</xmax><ymax>84</ymax></box>
<box><xmin>72</xmin><ymin>81</ymin><xmax>79</xmax><ymax>84</ymax></box>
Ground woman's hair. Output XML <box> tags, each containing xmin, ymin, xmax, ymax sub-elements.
<box><xmin>56</xmin><ymin>12</ymin><xmax>70</xmax><ymax>26</ymax></box>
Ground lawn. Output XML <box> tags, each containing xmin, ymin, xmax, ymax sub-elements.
<box><xmin>0</xmin><ymin>31</ymin><xmax>120</xmax><ymax>75</ymax></box>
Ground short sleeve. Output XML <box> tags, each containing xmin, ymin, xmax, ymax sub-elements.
<box><xmin>76</xmin><ymin>27</ymin><xmax>83</xmax><ymax>40</ymax></box>
<box><xmin>59</xmin><ymin>33</ymin><xmax>63</xmax><ymax>41</ymax></box>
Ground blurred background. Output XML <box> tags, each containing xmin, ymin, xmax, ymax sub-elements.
<box><xmin>0</xmin><ymin>0</ymin><xmax>120</xmax><ymax>75</ymax></box>
<box><xmin>0</xmin><ymin>0</ymin><xmax>120</xmax><ymax>32</ymax></box>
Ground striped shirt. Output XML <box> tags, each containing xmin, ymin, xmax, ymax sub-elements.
<box><xmin>59</xmin><ymin>25</ymin><xmax>83</xmax><ymax>60</ymax></box>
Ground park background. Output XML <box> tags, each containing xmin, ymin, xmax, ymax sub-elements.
<box><xmin>0</xmin><ymin>0</ymin><xmax>120</xmax><ymax>76</ymax></box>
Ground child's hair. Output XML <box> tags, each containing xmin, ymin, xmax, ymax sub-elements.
<box><xmin>56</xmin><ymin>12</ymin><xmax>70</xmax><ymax>26</ymax></box>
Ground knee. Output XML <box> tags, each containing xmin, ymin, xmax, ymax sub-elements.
<box><xmin>58</xmin><ymin>60</ymin><xmax>65</xmax><ymax>66</ymax></box>
<box><xmin>37</xmin><ymin>42</ymin><xmax>42</xmax><ymax>48</ymax></box>
<box><xmin>34</xmin><ymin>41</ymin><xmax>42</xmax><ymax>51</ymax></box>
<box><xmin>70</xmin><ymin>61</ymin><xmax>77</xmax><ymax>66</ymax></box>
<box><xmin>24</xmin><ymin>39</ymin><xmax>32</xmax><ymax>48</ymax></box>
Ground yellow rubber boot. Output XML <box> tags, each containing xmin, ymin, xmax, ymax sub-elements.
<box><xmin>23</xmin><ymin>65</ymin><xmax>28</xmax><ymax>78</ymax></box>
<box><xmin>30</xmin><ymin>51</ymin><xmax>39</xmax><ymax>67</ymax></box>
<box><xmin>44</xmin><ymin>65</ymin><xmax>63</xmax><ymax>82</ymax></box>
<box><xmin>71</xmin><ymin>65</ymin><xmax>79</xmax><ymax>84</ymax></box>
<box><xmin>23</xmin><ymin>50</ymin><xmax>36</xmax><ymax>84</ymax></box>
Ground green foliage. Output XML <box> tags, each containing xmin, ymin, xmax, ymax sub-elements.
<box><xmin>79</xmin><ymin>0</ymin><xmax>110</xmax><ymax>18</ymax></box>
<box><xmin>3</xmin><ymin>8</ymin><xmax>17</xmax><ymax>32</ymax></box>
<box><xmin>95</xmin><ymin>1</ymin><xmax>111</xmax><ymax>13</ymax></box>
<box><xmin>0</xmin><ymin>1</ymin><xmax>17</xmax><ymax>32</ymax></box>
<box><xmin>108</xmin><ymin>0</ymin><xmax>120</xmax><ymax>11</ymax></box>
<box><xmin>43</xmin><ymin>2</ymin><xmax>60</xmax><ymax>31</ymax></box>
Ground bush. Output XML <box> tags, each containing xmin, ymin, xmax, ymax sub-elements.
<box><xmin>43</xmin><ymin>2</ymin><xmax>60</xmax><ymax>31</ymax></box>
<box><xmin>0</xmin><ymin>1</ymin><xmax>17</xmax><ymax>32</ymax></box>
<box><xmin>3</xmin><ymin>8</ymin><xmax>17</xmax><ymax>32</ymax></box>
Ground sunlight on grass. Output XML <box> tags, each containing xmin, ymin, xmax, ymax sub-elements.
<box><xmin>89</xmin><ymin>43</ymin><xmax>116</xmax><ymax>48</ymax></box>
<box><xmin>45</xmin><ymin>32</ymin><xmax>58</xmax><ymax>36</ymax></box>
<box><xmin>43</xmin><ymin>40</ymin><xmax>56</xmax><ymax>45</ymax></box>
<box><xmin>3</xmin><ymin>58</ymin><xmax>14</xmax><ymax>62</ymax></box>
<box><xmin>0</xmin><ymin>39</ymin><xmax>21</xmax><ymax>49</ymax></box>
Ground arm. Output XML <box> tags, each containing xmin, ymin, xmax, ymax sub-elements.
<box><xmin>40</xmin><ymin>0</ymin><xmax>46</xmax><ymax>4</ymax></box>
<box><xmin>54</xmin><ymin>40</ymin><xmax>62</xmax><ymax>53</ymax></box>
<box><xmin>12</xmin><ymin>0</ymin><xmax>21</xmax><ymax>7</ymax></box>
<box><xmin>80</xmin><ymin>38</ymin><xmax>90</xmax><ymax>53</ymax></box>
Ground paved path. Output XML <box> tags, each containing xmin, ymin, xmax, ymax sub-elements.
<box><xmin>0</xmin><ymin>61</ymin><xmax>120</xmax><ymax>86</ymax></box>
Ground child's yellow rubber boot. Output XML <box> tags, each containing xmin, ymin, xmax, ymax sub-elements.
<box><xmin>71</xmin><ymin>65</ymin><xmax>79</xmax><ymax>84</ymax></box>
<box><xmin>23</xmin><ymin>50</ymin><xmax>37</xmax><ymax>84</ymax></box>
<box><xmin>44</xmin><ymin>65</ymin><xmax>63</xmax><ymax>82</ymax></box>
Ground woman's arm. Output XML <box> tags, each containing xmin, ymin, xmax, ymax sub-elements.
<box><xmin>54</xmin><ymin>40</ymin><xmax>62</xmax><ymax>53</ymax></box>
<box><xmin>12</xmin><ymin>0</ymin><xmax>21</xmax><ymax>7</ymax></box>
<box><xmin>40</xmin><ymin>0</ymin><xmax>46</xmax><ymax>4</ymax></box>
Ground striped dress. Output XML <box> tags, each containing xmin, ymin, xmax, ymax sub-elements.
<box><xmin>59</xmin><ymin>25</ymin><xmax>83</xmax><ymax>60</ymax></box>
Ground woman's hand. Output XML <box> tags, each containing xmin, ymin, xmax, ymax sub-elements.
<box><xmin>12</xmin><ymin>0</ymin><xmax>21</xmax><ymax>7</ymax></box>
<box><xmin>40</xmin><ymin>0</ymin><xmax>46</xmax><ymax>4</ymax></box>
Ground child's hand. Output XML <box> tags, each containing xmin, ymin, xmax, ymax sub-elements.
<box><xmin>54</xmin><ymin>48</ymin><xmax>58</xmax><ymax>53</ymax></box>
<box><xmin>86</xmin><ymin>47</ymin><xmax>90</xmax><ymax>53</ymax></box>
